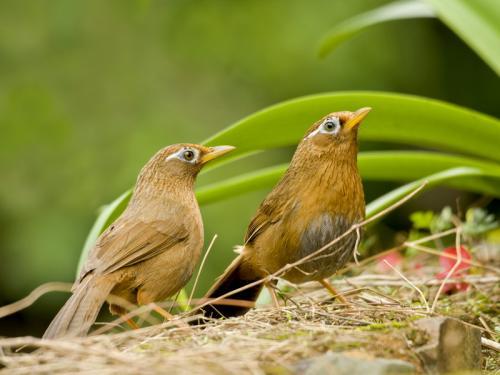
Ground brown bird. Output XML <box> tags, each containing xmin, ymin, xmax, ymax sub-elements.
<box><xmin>201</xmin><ymin>108</ymin><xmax>370</xmax><ymax>318</ymax></box>
<box><xmin>44</xmin><ymin>143</ymin><xmax>234</xmax><ymax>339</ymax></box>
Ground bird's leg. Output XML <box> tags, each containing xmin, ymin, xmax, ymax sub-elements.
<box><xmin>122</xmin><ymin>316</ymin><xmax>140</xmax><ymax>330</ymax></box>
<box><xmin>150</xmin><ymin>303</ymin><xmax>193</xmax><ymax>330</ymax></box>
<box><xmin>318</xmin><ymin>279</ymin><xmax>350</xmax><ymax>305</ymax></box>
<box><xmin>265</xmin><ymin>283</ymin><xmax>280</xmax><ymax>308</ymax></box>
<box><xmin>151</xmin><ymin>303</ymin><xmax>174</xmax><ymax>320</ymax></box>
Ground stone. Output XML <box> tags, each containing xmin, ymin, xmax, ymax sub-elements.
<box><xmin>294</xmin><ymin>352</ymin><xmax>415</xmax><ymax>375</ymax></box>
<box><xmin>412</xmin><ymin>317</ymin><xmax>481</xmax><ymax>374</ymax></box>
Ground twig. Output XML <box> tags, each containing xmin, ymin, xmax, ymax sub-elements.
<box><xmin>188</xmin><ymin>234</ymin><xmax>218</xmax><ymax>308</ymax></box>
<box><xmin>353</xmin><ymin>226</ymin><xmax>361</xmax><ymax>265</ymax></box>
<box><xmin>406</xmin><ymin>242</ymin><xmax>499</xmax><ymax>274</ymax></box>
<box><xmin>431</xmin><ymin>226</ymin><xmax>462</xmax><ymax>312</ymax></box>
<box><xmin>0</xmin><ymin>282</ymin><xmax>72</xmax><ymax>319</ymax></box>
<box><xmin>481</xmin><ymin>337</ymin><xmax>500</xmax><ymax>352</ymax></box>
<box><xmin>90</xmin><ymin>303</ymin><xmax>193</xmax><ymax>336</ymax></box>
<box><xmin>337</xmin><ymin>227</ymin><xmax>458</xmax><ymax>276</ymax></box>
<box><xmin>382</xmin><ymin>260</ymin><xmax>430</xmax><ymax>312</ymax></box>
<box><xmin>0</xmin><ymin>337</ymin><xmax>133</xmax><ymax>363</ymax></box>
<box><xmin>336</xmin><ymin>275</ymin><xmax>498</xmax><ymax>287</ymax></box>
<box><xmin>191</xmin><ymin>298</ymin><xmax>255</xmax><ymax>308</ymax></box>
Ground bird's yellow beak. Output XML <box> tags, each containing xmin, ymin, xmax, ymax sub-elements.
<box><xmin>201</xmin><ymin>145</ymin><xmax>236</xmax><ymax>164</ymax></box>
<box><xmin>344</xmin><ymin>107</ymin><xmax>372</xmax><ymax>131</ymax></box>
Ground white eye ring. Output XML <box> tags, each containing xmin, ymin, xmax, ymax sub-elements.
<box><xmin>319</xmin><ymin>117</ymin><xmax>340</xmax><ymax>134</ymax></box>
<box><xmin>305</xmin><ymin>117</ymin><xmax>341</xmax><ymax>139</ymax></box>
<box><xmin>166</xmin><ymin>148</ymin><xmax>199</xmax><ymax>164</ymax></box>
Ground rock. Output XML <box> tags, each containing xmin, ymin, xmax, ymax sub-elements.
<box><xmin>413</xmin><ymin>317</ymin><xmax>481</xmax><ymax>374</ymax></box>
<box><xmin>294</xmin><ymin>352</ymin><xmax>415</xmax><ymax>375</ymax></box>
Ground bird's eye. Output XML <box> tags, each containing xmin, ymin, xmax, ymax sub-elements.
<box><xmin>320</xmin><ymin>117</ymin><xmax>340</xmax><ymax>134</ymax></box>
<box><xmin>183</xmin><ymin>150</ymin><xmax>195</xmax><ymax>161</ymax></box>
<box><xmin>324</xmin><ymin>121</ymin><xmax>335</xmax><ymax>131</ymax></box>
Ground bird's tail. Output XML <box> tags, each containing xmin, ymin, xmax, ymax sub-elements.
<box><xmin>199</xmin><ymin>253</ymin><xmax>262</xmax><ymax>319</ymax></box>
<box><xmin>43</xmin><ymin>275</ymin><xmax>115</xmax><ymax>339</ymax></box>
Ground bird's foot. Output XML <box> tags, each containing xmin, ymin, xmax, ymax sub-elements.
<box><xmin>265</xmin><ymin>283</ymin><xmax>281</xmax><ymax>308</ymax></box>
<box><xmin>151</xmin><ymin>303</ymin><xmax>192</xmax><ymax>331</ymax></box>
<box><xmin>122</xmin><ymin>316</ymin><xmax>140</xmax><ymax>330</ymax></box>
<box><xmin>151</xmin><ymin>303</ymin><xmax>175</xmax><ymax>320</ymax></box>
<box><xmin>318</xmin><ymin>279</ymin><xmax>352</xmax><ymax>307</ymax></box>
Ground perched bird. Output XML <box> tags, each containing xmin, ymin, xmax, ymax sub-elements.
<box><xmin>44</xmin><ymin>143</ymin><xmax>234</xmax><ymax>339</ymax></box>
<box><xmin>201</xmin><ymin>108</ymin><xmax>370</xmax><ymax>318</ymax></box>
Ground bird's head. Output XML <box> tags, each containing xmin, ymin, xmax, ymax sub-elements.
<box><xmin>137</xmin><ymin>143</ymin><xmax>235</xmax><ymax>188</ymax></box>
<box><xmin>301</xmin><ymin>107</ymin><xmax>371</xmax><ymax>158</ymax></box>
<box><xmin>163</xmin><ymin>143</ymin><xmax>235</xmax><ymax>172</ymax></box>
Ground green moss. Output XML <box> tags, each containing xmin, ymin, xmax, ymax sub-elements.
<box><xmin>358</xmin><ymin>321</ymin><xmax>408</xmax><ymax>332</ymax></box>
<box><xmin>406</xmin><ymin>328</ymin><xmax>429</xmax><ymax>347</ymax></box>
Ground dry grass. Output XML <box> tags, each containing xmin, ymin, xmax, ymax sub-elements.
<box><xmin>0</xmin><ymin>266</ymin><xmax>497</xmax><ymax>374</ymax></box>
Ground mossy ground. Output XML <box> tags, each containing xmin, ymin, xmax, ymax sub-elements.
<box><xmin>0</xmin><ymin>251</ymin><xmax>498</xmax><ymax>374</ymax></box>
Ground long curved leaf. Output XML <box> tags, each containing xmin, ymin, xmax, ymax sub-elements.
<box><xmin>197</xmin><ymin>151</ymin><xmax>500</xmax><ymax>205</ymax></box>
<box><xmin>318</xmin><ymin>0</ymin><xmax>435</xmax><ymax>58</ymax></box>
<box><xmin>366</xmin><ymin>167</ymin><xmax>500</xmax><ymax>216</ymax></box>
<box><xmin>423</xmin><ymin>0</ymin><xmax>500</xmax><ymax>75</ymax></box>
<box><xmin>359</xmin><ymin>151</ymin><xmax>500</xmax><ymax>195</ymax></box>
<box><xmin>317</xmin><ymin>0</ymin><xmax>500</xmax><ymax>75</ymax></box>
<box><xmin>204</xmin><ymin>92</ymin><xmax>500</xmax><ymax>163</ymax></box>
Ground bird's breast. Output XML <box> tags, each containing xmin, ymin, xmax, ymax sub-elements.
<box><xmin>299</xmin><ymin>213</ymin><xmax>350</xmax><ymax>255</ymax></box>
<box><xmin>283</xmin><ymin>210</ymin><xmax>359</xmax><ymax>283</ymax></box>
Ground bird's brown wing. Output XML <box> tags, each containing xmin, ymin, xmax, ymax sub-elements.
<box><xmin>244</xmin><ymin>184</ymin><xmax>294</xmax><ymax>245</ymax></box>
<box><xmin>244</xmin><ymin>205</ymin><xmax>275</xmax><ymax>245</ymax></box>
<box><xmin>79</xmin><ymin>217</ymin><xmax>189</xmax><ymax>281</ymax></box>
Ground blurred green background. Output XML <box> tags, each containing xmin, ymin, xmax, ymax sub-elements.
<box><xmin>0</xmin><ymin>0</ymin><xmax>498</xmax><ymax>337</ymax></box>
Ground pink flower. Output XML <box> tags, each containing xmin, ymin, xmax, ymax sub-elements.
<box><xmin>376</xmin><ymin>251</ymin><xmax>403</xmax><ymax>272</ymax></box>
<box><xmin>436</xmin><ymin>246</ymin><xmax>472</xmax><ymax>293</ymax></box>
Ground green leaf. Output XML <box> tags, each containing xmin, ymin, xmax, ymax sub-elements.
<box><xmin>358</xmin><ymin>151</ymin><xmax>500</xmax><ymax>195</ymax></box>
<box><xmin>409</xmin><ymin>211</ymin><xmax>435</xmax><ymax>229</ymax></box>
<box><xmin>423</xmin><ymin>0</ymin><xmax>500</xmax><ymax>75</ymax></box>
<box><xmin>204</xmin><ymin>92</ymin><xmax>500</xmax><ymax>163</ymax></box>
<box><xmin>175</xmin><ymin>289</ymin><xmax>191</xmax><ymax>312</ymax></box>
<box><xmin>196</xmin><ymin>151</ymin><xmax>500</xmax><ymax>206</ymax></box>
<box><xmin>318</xmin><ymin>0</ymin><xmax>435</xmax><ymax>58</ymax></box>
<box><xmin>431</xmin><ymin>207</ymin><xmax>454</xmax><ymax>233</ymax></box>
<box><xmin>197</xmin><ymin>164</ymin><xmax>285</xmax><ymax>205</ymax></box>
<box><xmin>317</xmin><ymin>0</ymin><xmax>500</xmax><ymax>74</ymax></box>
<box><xmin>366</xmin><ymin>167</ymin><xmax>500</xmax><ymax>217</ymax></box>
<box><xmin>462</xmin><ymin>207</ymin><xmax>498</xmax><ymax>236</ymax></box>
